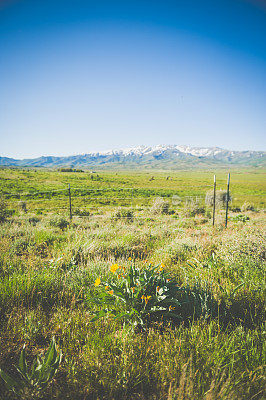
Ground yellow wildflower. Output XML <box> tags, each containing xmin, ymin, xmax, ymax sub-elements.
<box><xmin>105</xmin><ymin>286</ymin><xmax>109</xmax><ymax>290</ymax></box>
<box><xmin>108</xmin><ymin>290</ymin><xmax>114</xmax><ymax>295</ymax></box>
<box><xmin>94</xmin><ymin>278</ymin><xmax>101</xmax><ymax>287</ymax></box>
<box><xmin>169</xmin><ymin>306</ymin><xmax>175</xmax><ymax>311</ymax></box>
<box><xmin>128</xmin><ymin>257</ymin><xmax>132</xmax><ymax>261</ymax></box>
<box><xmin>157</xmin><ymin>263</ymin><xmax>164</xmax><ymax>272</ymax></box>
<box><xmin>110</xmin><ymin>264</ymin><xmax>120</xmax><ymax>273</ymax></box>
<box><xmin>145</xmin><ymin>295</ymin><xmax>151</xmax><ymax>304</ymax></box>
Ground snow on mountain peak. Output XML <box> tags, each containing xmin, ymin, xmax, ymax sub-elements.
<box><xmin>88</xmin><ymin>145</ymin><xmax>226</xmax><ymax>157</ymax></box>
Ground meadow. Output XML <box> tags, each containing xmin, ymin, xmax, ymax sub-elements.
<box><xmin>0</xmin><ymin>168</ymin><xmax>265</xmax><ymax>399</ymax></box>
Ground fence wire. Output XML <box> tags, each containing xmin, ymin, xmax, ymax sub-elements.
<box><xmin>2</xmin><ymin>185</ymin><xmax>265</xmax><ymax>219</ymax></box>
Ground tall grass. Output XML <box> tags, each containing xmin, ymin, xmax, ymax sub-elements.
<box><xmin>0</xmin><ymin>169</ymin><xmax>265</xmax><ymax>399</ymax></box>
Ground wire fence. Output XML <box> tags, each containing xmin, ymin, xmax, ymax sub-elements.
<box><xmin>2</xmin><ymin>182</ymin><xmax>265</xmax><ymax>222</ymax></box>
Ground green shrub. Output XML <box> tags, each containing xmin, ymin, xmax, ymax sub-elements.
<box><xmin>112</xmin><ymin>207</ymin><xmax>134</xmax><ymax>222</ymax></box>
<box><xmin>93</xmin><ymin>262</ymin><xmax>216</xmax><ymax>328</ymax></box>
<box><xmin>74</xmin><ymin>208</ymin><xmax>90</xmax><ymax>216</ymax></box>
<box><xmin>59</xmin><ymin>168</ymin><xmax>84</xmax><ymax>172</ymax></box>
<box><xmin>48</xmin><ymin>215</ymin><xmax>69</xmax><ymax>230</ymax></box>
<box><xmin>231</xmin><ymin>207</ymin><xmax>241</xmax><ymax>212</ymax></box>
<box><xmin>18</xmin><ymin>201</ymin><xmax>27</xmax><ymax>212</ymax></box>
<box><xmin>11</xmin><ymin>237</ymin><xmax>32</xmax><ymax>255</ymax></box>
<box><xmin>162</xmin><ymin>238</ymin><xmax>198</xmax><ymax>263</ymax></box>
<box><xmin>231</xmin><ymin>214</ymin><xmax>250</xmax><ymax>223</ymax></box>
<box><xmin>58</xmin><ymin>167</ymin><xmax>74</xmax><ymax>172</ymax></box>
<box><xmin>205</xmin><ymin>190</ymin><xmax>232</xmax><ymax>208</ymax></box>
<box><xmin>184</xmin><ymin>201</ymin><xmax>205</xmax><ymax>217</ymax></box>
<box><xmin>28</xmin><ymin>216</ymin><xmax>41</xmax><ymax>225</ymax></box>
<box><xmin>0</xmin><ymin>197</ymin><xmax>8</xmax><ymax>223</ymax></box>
<box><xmin>150</xmin><ymin>197</ymin><xmax>171</xmax><ymax>215</ymax></box>
<box><xmin>241</xmin><ymin>201</ymin><xmax>256</xmax><ymax>212</ymax></box>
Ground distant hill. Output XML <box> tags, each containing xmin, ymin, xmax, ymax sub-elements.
<box><xmin>1</xmin><ymin>145</ymin><xmax>265</xmax><ymax>169</ymax></box>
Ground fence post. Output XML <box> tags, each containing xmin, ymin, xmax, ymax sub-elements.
<box><xmin>68</xmin><ymin>184</ymin><xmax>72</xmax><ymax>222</ymax></box>
<box><xmin>225</xmin><ymin>173</ymin><xmax>230</xmax><ymax>228</ymax></box>
<box><xmin>212</xmin><ymin>174</ymin><xmax>216</xmax><ymax>226</ymax></box>
<box><xmin>131</xmin><ymin>188</ymin><xmax>134</xmax><ymax>210</ymax></box>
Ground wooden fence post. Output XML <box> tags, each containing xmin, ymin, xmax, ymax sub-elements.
<box><xmin>225</xmin><ymin>173</ymin><xmax>230</xmax><ymax>228</ymax></box>
<box><xmin>213</xmin><ymin>174</ymin><xmax>216</xmax><ymax>226</ymax></box>
<box><xmin>131</xmin><ymin>188</ymin><xmax>134</xmax><ymax>209</ymax></box>
<box><xmin>68</xmin><ymin>184</ymin><xmax>72</xmax><ymax>222</ymax></box>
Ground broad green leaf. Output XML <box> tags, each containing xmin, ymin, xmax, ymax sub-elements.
<box><xmin>43</xmin><ymin>338</ymin><xmax>57</xmax><ymax>369</ymax></box>
<box><xmin>91</xmin><ymin>309</ymin><xmax>108</xmax><ymax>322</ymax></box>
<box><xmin>0</xmin><ymin>368</ymin><xmax>21</xmax><ymax>392</ymax></box>
<box><xmin>232</xmin><ymin>282</ymin><xmax>244</xmax><ymax>297</ymax></box>
<box><xmin>53</xmin><ymin>351</ymin><xmax>62</xmax><ymax>370</ymax></box>
<box><xmin>30</xmin><ymin>357</ymin><xmax>41</xmax><ymax>379</ymax></box>
<box><xmin>17</xmin><ymin>345</ymin><xmax>28</xmax><ymax>380</ymax></box>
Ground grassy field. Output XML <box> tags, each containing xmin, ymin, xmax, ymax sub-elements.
<box><xmin>0</xmin><ymin>168</ymin><xmax>265</xmax><ymax>210</ymax></box>
<box><xmin>0</xmin><ymin>168</ymin><xmax>265</xmax><ymax>399</ymax></box>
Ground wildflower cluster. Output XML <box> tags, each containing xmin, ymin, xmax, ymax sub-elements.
<box><xmin>93</xmin><ymin>259</ymin><xmax>181</xmax><ymax>326</ymax></box>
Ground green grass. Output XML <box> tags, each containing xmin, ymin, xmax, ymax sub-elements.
<box><xmin>0</xmin><ymin>168</ymin><xmax>265</xmax><ymax>399</ymax></box>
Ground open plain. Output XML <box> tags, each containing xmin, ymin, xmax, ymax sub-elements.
<box><xmin>0</xmin><ymin>168</ymin><xmax>265</xmax><ymax>399</ymax></box>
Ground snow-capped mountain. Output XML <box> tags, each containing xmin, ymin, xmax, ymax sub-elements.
<box><xmin>0</xmin><ymin>145</ymin><xmax>265</xmax><ymax>169</ymax></box>
<box><xmin>77</xmin><ymin>145</ymin><xmax>226</xmax><ymax>157</ymax></box>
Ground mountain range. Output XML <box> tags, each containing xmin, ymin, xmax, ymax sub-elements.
<box><xmin>0</xmin><ymin>145</ymin><xmax>265</xmax><ymax>169</ymax></box>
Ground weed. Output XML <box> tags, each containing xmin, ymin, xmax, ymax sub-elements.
<box><xmin>231</xmin><ymin>214</ymin><xmax>250</xmax><ymax>222</ymax></box>
<box><xmin>205</xmin><ymin>190</ymin><xmax>232</xmax><ymax>208</ymax></box>
<box><xmin>241</xmin><ymin>201</ymin><xmax>256</xmax><ymax>212</ymax></box>
<box><xmin>48</xmin><ymin>215</ymin><xmax>69</xmax><ymax>230</ymax></box>
<box><xmin>93</xmin><ymin>261</ymin><xmax>217</xmax><ymax>328</ymax></box>
<box><xmin>150</xmin><ymin>197</ymin><xmax>171</xmax><ymax>215</ymax></box>
<box><xmin>0</xmin><ymin>337</ymin><xmax>62</xmax><ymax>396</ymax></box>
<box><xmin>18</xmin><ymin>201</ymin><xmax>27</xmax><ymax>213</ymax></box>
<box><xmin>112</xmin><ymin>207</ymin><xmax>134</xmax><ymax>222</ymax></box>
<box><xmin>0</xmin><ymin>197</ymin><xmax>8</xmax><ymax>223</ymax></box>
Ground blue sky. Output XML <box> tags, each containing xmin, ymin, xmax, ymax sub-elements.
<box><xmin>0</xmin><ymin>0</ymin><xmax>265</xmax><ymax>158</ymax></box>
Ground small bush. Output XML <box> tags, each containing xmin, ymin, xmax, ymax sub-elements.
<box><xmin>231</xmin><ymin>214</ymin><xmax>250</xmax><ymax>223</ymax></box>
<box><xmin>205</xmin><ymin>190</ymin><xmax>232</xmax><ymax>208</ymax></box>
<box><xmin>184</xmin><ymin>201</ymin><xmax>205</xmax><ymax>217</ymax></box>
<box><xmin>93</xmin><ymin>262</ymin><xmax>217</xmax><ymax>328</ymax></box>
<box><xmin>241</xmin><ymin>201</ymin><xmax>255</xmax><ymax>212</ymax></box>
<box><xmin>28</xmin><ymin>216</ymin><xmax>40</xmax><ymax>225</ymax></box>
<box><xmin>112</xmin><ymin>207</ymin><xmax>134</xmax><ymax>222</ymax></box>
<box><xmin>150</xmin><ymin>197</ymin><xmax>170</xmax><ymax>215</ymax></box>
<box><xmin>11</xmin><ymin>237</ymin><xmax>32</xmax><ymax>255</ymax></box>
<box><xmin>0</xmin><ymin>198</ymin><xmax>8</xmax><ymax>223</ymax></box>
<box><xmin>205</xmin><ymin>210</ymin><xmax>212</xmax><ymax>219</ymax></box>
<box><xmin>48</xmin><ymin>215</ymin><xmax>69</xmax><ymax>230</ymax></box>
<box><xmin>231</xmin><ymin>207</ymin><xmax>241</xmax><ymax>212</ymax></box>
<box><xmin>74</xmin><ymin>208</ymin><xmax>90</xmax><ymax>216</ymax></box>
<box><xmin>18</xmin><ymin>201</ymin><xmax>27</xmax><ymax>212</ymax></box>
<box><xmin>59</xmin><ymin>168</ymin><xmax>84</xmax><ymax>172</ymax></box>
<box><xmin>163</xmin><ymin>238</ymin><xmax>198</xmax><ymax>263</ymax></box>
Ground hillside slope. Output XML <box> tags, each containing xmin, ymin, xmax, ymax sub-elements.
<box><xmin>1</xmin><ymin>145</ymin><xmax>265</xmax><ymax>169</ymax></box>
